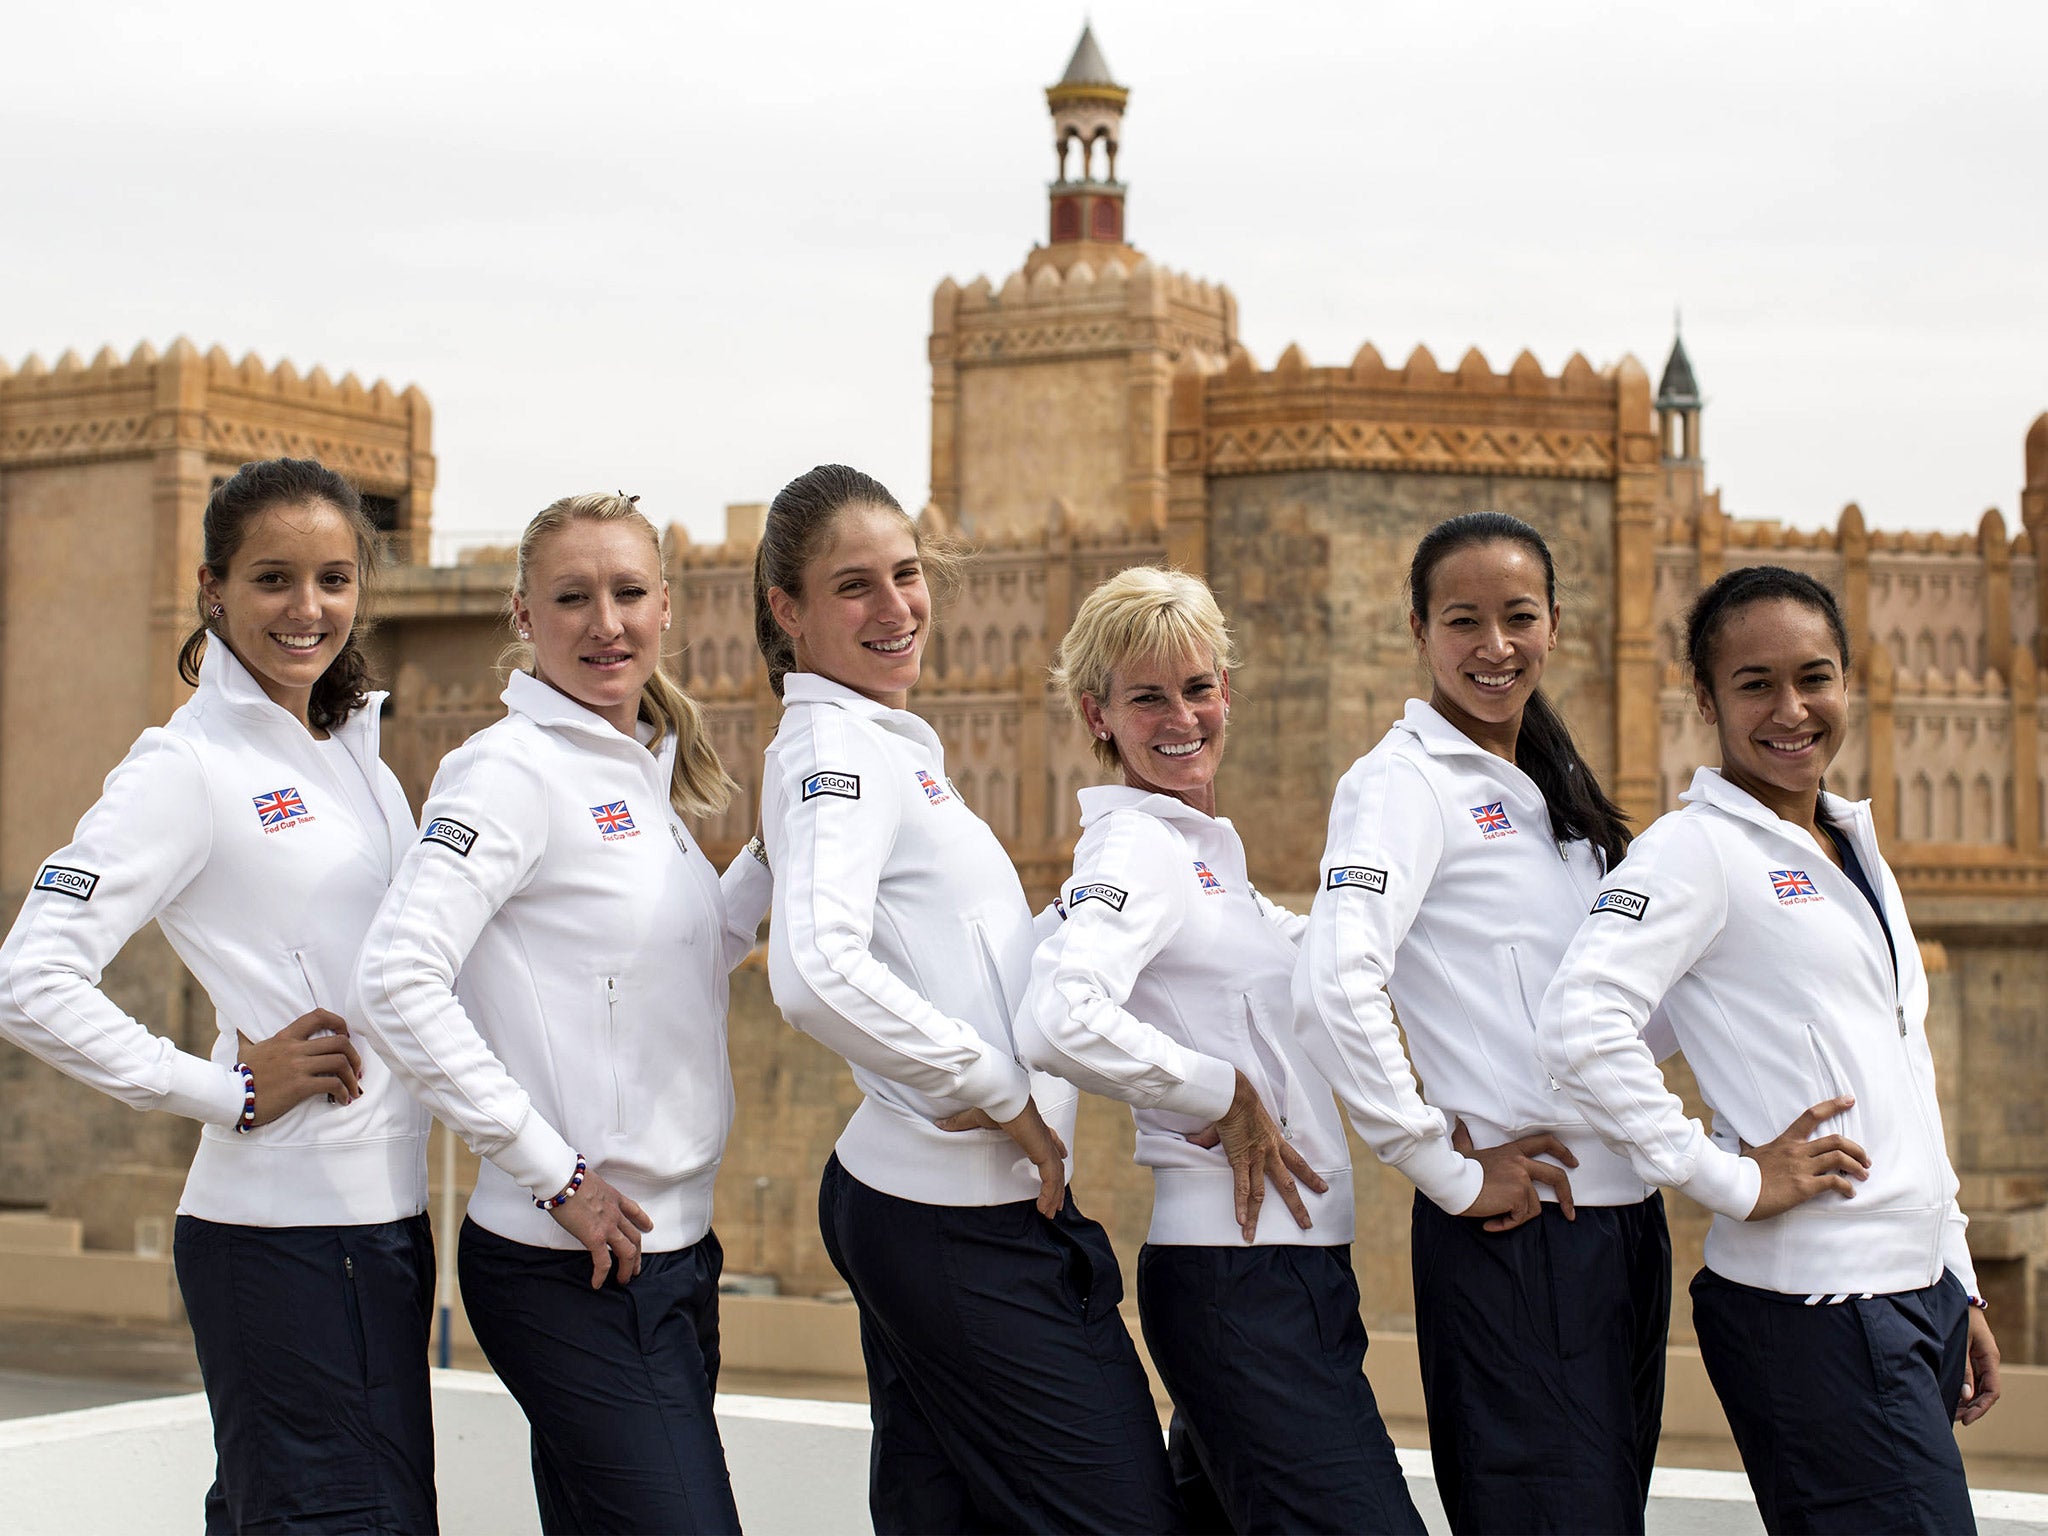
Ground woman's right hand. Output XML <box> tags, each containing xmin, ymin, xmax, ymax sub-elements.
<box><xmin>1188</xmin><ymin>1070</ymin><xmax>1329</xmax><ymax>1243</ymax></box>
<box><xmin>1741</xmin><ymin>1097</ymin><xmax>1870</xmax><ymax>1220</ymax></box>
<box><xmin>936</xmin><ymin>1099</ymin><xmax>1070</xmax><ymax>1218</ymax></box>
<box><xmin>548</xmin><ymin>1168</ymin><xmax>655</xmax><ymax>1288</ymax></box>
<box><xmin>236</xmin><ymin>1011</ymin><xmax>363</xmax><ymax>1125</ymax></box>
<box><xmin>1452</xmin><ymin>1119</ymin><xmax>1578</xmax><ymax>1231</ymax></box>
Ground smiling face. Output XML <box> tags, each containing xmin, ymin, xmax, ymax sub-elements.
<box><xmin>199</xmin><ymin>499</ymin><xmax>362</xmax><ymax>728</ymax></box>
<box><xmin>1081</xmin><ymin>645</ymin><xmax>1229</xmax><ymax>815</ymax></box>
<box><xmin>1695</xmin><ymin>596</ymin><xmax>1848</xmax><ymax>820</ymax></box>
<box><xmin>510</xmin><ymin>517</ymin><xmax>670</xmax><ymax>735</ymax></box>
<box><xmin>1410</xmin><ymin>539</ymin><xmax>1560</xmax><ymax>756</ymax></box>
<box><xmin>768</xmin><ymin>503</ymin><xmax>930</xmax><ymax>709</ymax></box>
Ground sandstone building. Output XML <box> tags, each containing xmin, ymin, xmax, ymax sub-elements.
<box><xmin>3</xmin><ymin>26</ymin><xmax>2046</xmax><ymax>1359</ymax></box>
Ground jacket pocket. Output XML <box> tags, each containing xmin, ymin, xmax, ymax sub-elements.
<box><xmin>1507</xmin><ymin>944</ymin><xmax>1564</xmax><ymax>1094</ymax></box>
<box><xmin>603</xmin><ymin>974</ymin><xmax>624</xmax><ymax>1133</ymax></box>
<box><xmin>1238</xmin><ymin>993</ymin><xmax>1292</xmax><ymax>1135</ymax></box>
<box><xmin>1802</xmin><ymin>1025</ymin><xmax>1864</xmax><ymax>1147</ymax></box>
<box><xmin>965</xmin><ymin>919</ymin><xmax>1014</xmax><ymax>1031</ymax></box>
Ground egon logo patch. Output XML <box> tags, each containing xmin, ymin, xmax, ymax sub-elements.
<box><xmin>34</xmin><ymin>864</ymin><xmax>99</xmax><ymax>901</ymax></box>
<box><xmin>421</xmin><ymin>818</ymin><xmax>478</xmax><ymax>857</ymax></box>
<box><xmin>802</xmin><ymin>772</ymin><xmax>860</xmax><ymax>802</ymax></box>
<box><xmin>1590</xmin><ymin>888</ymin><xmax>1650</xmax><ymax>921</ymax></box>
<box><xmin>1326</xmin><ymin>865</ymin><xmax>1388</xmax><ymax>894</ymax></box>
<box><xmin>1068</xmin><ymin>883</ymin><xmax>1128</xmax><ymax>912</ymax></box>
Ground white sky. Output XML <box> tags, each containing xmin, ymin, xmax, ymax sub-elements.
<box><xmin>5</xmin><ymin>1</ymin><xmax>2042</xmax><ymax>558</ymax></box>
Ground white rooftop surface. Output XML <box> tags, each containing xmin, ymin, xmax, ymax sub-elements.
<box><xmin>2</xmin><ymin>1369</ymin><xmax>2044</xmax><ymax>1535</ymax></box>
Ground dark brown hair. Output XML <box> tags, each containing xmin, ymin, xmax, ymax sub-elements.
<box><xmin>176</xmin><ymin>458</ymin><xmax>380</xmax><ymax>730</ymax></box>
<box><xmin>751</xmin><ymin>464</ymin><xmax>958</xmax><ymax>698</ymax></box>
<box><xmin>1685</xmin><ymin>564</ymin><xmax>1852</xmax><ymax>690</ymax></box>
<box><xmin>1409</xmin><ymin>511</ymin><xmax>1632</xmax><ymax>871</ymax></box>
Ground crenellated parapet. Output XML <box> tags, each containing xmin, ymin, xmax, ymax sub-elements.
<box><xmin>1189</xmin><ymin>340</ymin><xmax>1649</xmax><ymax>481</ymax></box>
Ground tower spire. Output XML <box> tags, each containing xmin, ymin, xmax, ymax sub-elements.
<box><xmin>1043</xmin><ymin>24</ymin><xmax>1133</xmax><ymax>258</ymax></box>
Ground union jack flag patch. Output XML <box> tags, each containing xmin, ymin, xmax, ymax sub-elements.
<box><xmin>916</xmin><ymin>770</ymin><xmax>950</xmax><ymax>806</ymax></box>
<box><xmin>1470</xmin><ymin>801</ymin><xmax>1515</xmax><ymax>837</ymax></box>
<box><xmin>590</xmin><ymin>800</ymin><xmax>638</xmax><ymax>839</ymax></box>
<box><xmin>252</xmin><ymin>787</ymin><xmax>309</xmax><ymax>831</ymax></box>
<box><xmin>1193</xmin><ymin>860</ymin><xmax>1225</xmax><ymax>895</ymax></box>
<box><xmin>1770</xmin><ymin>869</ymin><xmax>1821</xmax><ymax>903</ymax></box>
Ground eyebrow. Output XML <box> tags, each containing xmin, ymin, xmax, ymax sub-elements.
<box><xmin>1439</xmin><ymin>597</ymin><xmax>1543</xmax><ymax>613</ymax></box>
<box><xmin>246</xmin><ymin>557</ymin><xmax>356</xmax><ymax>569</ymax></box>
<box><xmin>1731</xmin><ymin>658</ymin><xmax>1837</xmax><ymax>677</ymax></box>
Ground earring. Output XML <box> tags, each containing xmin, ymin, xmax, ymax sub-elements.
<box><xmin>517</xmin><ymin>629</ymin><xmax>531</xmax><ymax>641</ymax></box>
<box><xmin>662</xmin><ymin>620</ymin><xmax>671</xmax><ymax>632</ymax></box>
<box><xmin>209</xmin><ymin>603</ymin><xmax>223</xmax><ymax>620</ymax></box>
<box><xmin>1097</xmin><ymin>731</ymin><xmax>1110</xmax><ymax>741</ymax></box>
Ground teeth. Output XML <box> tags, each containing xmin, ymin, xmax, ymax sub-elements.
<box><xmin>1157</xmin><ymin>741</ymin><xmax>1202</xmax><ymax>757</ymax></box>
<box><xmin>273</xmin><ymin>635</ymin><xmax>322</xmax><ymax>648</ymax></box>
<box><xmin>1472</xmin><ymin>672</ymin><xmax>1516</xmax><ymax>687</ymax></box>
<box><xmin>1764</xmin><ymin>737</ymin><xmax>1817</xmax><ymax>753</ymax></box>
<box><xmin>867</xmin><ymin>635</ymin><xmax>915</xmax><ymax>654</ymax></box>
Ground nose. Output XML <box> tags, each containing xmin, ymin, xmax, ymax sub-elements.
<box><xmin>1164</xmin><ymin>692</ymin><xmax>1198</xmax><ymax>733</ymax></box>
<box><xmin>284</xmin><ymin>578</ymin><xmax>322</xmax><ymax>622</ymax></box>
<box><xmin>1475</xmin><ymin>622</ymin><xmax>1512</xmax><ymax>660</ymax></box>
<box><xmin>1769</xmin><ymin>683</ymin><xmax>1808</xmax><ymax>724</ymax></box>
<box><xmin>874</xmin><ymin>582</ymin><xmax>912</xmax><ymax>629</ymax></box>
<box><xmin>589</xmin><ymin>593</ymin><xmax>624</xmax><ymax>637</ymax></box>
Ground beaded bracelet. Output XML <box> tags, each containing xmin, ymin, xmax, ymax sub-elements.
<box><xmin>232</xmin><ymin>1062</ymin><xmax>257</xmax><ymax>1134</ymax></box>
<box><xmin>536</xmin><ymin>1155</ymin><xmax>588</xmax><ymax>1211</ymax></box>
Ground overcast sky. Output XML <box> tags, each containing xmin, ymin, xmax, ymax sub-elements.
<box><xmin>5</xmin><ymin>1</ymin><xmax>2041</xmax><ymax>557</ymax></box>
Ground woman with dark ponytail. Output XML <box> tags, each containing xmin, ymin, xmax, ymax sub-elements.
<box><xmin>1539</xmin><ymin>565</ymin><xmax>1999</xmax><ymax>1533</ymax></box>
<box><xmin>0</xmin><ymin>458</ymin><xmax>437</xmax><ymax>1533</ymax></box>
<box><xmin>1295</xmin><ymin>511</ymin><xmax>1669</xmax><ymax>1534</ymax></box>
<box><xmin>752</xmin><ymin>465</ymin><xmax>1184</xmax><ymax>1534</ymax></box>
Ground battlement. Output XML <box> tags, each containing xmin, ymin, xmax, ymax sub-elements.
<box><xmin>0</xmin><ymin>338</ymin><xmax>422</xmax><ymax>419</ymax></box>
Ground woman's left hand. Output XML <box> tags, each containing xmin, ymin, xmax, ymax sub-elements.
<box><xmin>1957</xmin><ymin>1305</ymin><xmax>2002</xmax><ymax>1426</ymax></box>
<box><xmin>1188</xmin><ymin>1071</ymin><xmax>1329</xmax><ymax>1243</ymax></box>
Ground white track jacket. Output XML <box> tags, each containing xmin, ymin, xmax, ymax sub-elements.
<box><xmin>1537</xmin><ymin>768</ymin><xmax>1978</xmax><ymax>1298</ymax></box>
<box><xmin>762</xmin><ymin>673</ymin><xmax>1076</xmax><ymax>1207</ymax></box>
<box><xmin>354</xmin><ymin>671</ymin><xmax>767</xmax><ymax>1251</ymax></box>
<box><xmin>0</xmin><ymin>642</ymin><xmax>428</xmax><ymax>1227</ymax></box>
<box><xmin>1294</xmin><ymin>698</ymin><xmax>1653</xmax><ymax>1215</ymax></box>
<box><xmin>1017</xmin><ymin>787</ymin><xmax>1355</xmax><ymax>1246</ymax></box>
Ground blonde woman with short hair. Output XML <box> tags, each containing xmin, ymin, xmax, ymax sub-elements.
<box><xmin>1017</xmin><ymin>566</ymin><xmax>1424</xmax><ymax>1534</ymax></box>
<box><xmin>355</xmin><ymin>492</ymin><xmax>768</xmax><ymax>1535</ymax></box>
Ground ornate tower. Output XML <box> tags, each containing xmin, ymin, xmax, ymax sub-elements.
<box><xmin>1656</xmin><ymin>325</ymin><xmax>1708</xmax><ymax>512</ymax></box>
<box><xmin>928</xmin><ymin>25</ymin><xmax>1235</xmax><ymax>538</ymax></box>
<box><xmin>1042</xmin><ymin>24</ymin><xmax>1135</xmax><ymax>270</ymax></box>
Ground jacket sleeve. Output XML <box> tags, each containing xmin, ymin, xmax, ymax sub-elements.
<box><xmin>717</xmin><ymin>849</ymin><xmax>770</xmax><ymax>973</ymax></box>
<box><xmin>1016</xmin><ymin>814</ymin><xmax>1237</xmax><ymax>1120</ymax></box>
<box><xmin>1535</xmin><ymin>818</ymin><xmax>1762</xmax><ymax>1219</ymax></box>
<box><xmin>0</xmin><ymin>731</ymin><xmax>243</xmax><ymax>1125</ymax></box>
<box><xmin>352</xmin><ymin>738</ymin><xmax>578</xmax><ymax>1201</ymax></box>
<box><xmin>1294</xmin><ymin>752</ymin><xmax>1482</xmax><ymax>1213</ymax></box>
<box><xmin>770</xmin><ymin>716</ymin><xmax>1032</xmax><ymax>1120</ymax></box>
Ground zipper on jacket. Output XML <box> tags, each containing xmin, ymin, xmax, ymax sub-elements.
<box><xmin>606</xmin><ymin>976</ymin><xmax>624</xmax><ymax>1131</ymax></box>
<box><xmin>1508</xmin><ymin>945</ymin><xmax>1564</xmax><ymax>1091</ymax></box>
<box><xmin>1239</xmin><ymin>996</ymin><xmax>1292</xmax><ymax>1136</ymax></box>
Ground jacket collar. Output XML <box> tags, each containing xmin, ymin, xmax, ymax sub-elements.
<box><xmin>781</xmin><ymin>671</ymin><xmax>944</xmax><ymax>757</ymax></box>
<box><xmin>196</xmin><ymin>638</ymin><xmax>387</xmax><ymax>749</ymax></box>
<box><xmin>503</xmin><ymin>669</ymin><xmax>646</xmax><ymax>746</ymax></box>
<box><xmin>1396</xmin><ymin>696</ymin><xmax>1512</xmax><ymax>764</ymax></box>
<box><xmin>1679</xmin><ymin>765</ymin><xmax>1872</xmax><ymax>845</ymax></box>
<box><xmin>1076</xmin><ymin>783</ymin><xmax>1226</xmax><ymax>833</ymax></box>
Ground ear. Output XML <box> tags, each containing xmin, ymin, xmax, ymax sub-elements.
<box><xmin>659</xmin><ymin>579</ymin><xmax>673</xmax><ymax>636</ymax></box>
<box><xmin>509</xmin><ymin>591</ymin><xmax>534</xmax><ymax>637</ymax></box>
<box><xmin>198</xmin><ymin>564</ymin><xmax>222</xmax><ymax>612</ymax></box>
<box><xmin>1218</xmin><ymin>666</ymin><xmax>1231</xmax><ymax>711</ymax></box>
<box><xmin>1548</xmin><ymin>601</ymin><xmax>1562</xmax><ymax>653</ymax></box>
<box><xmin>1408</xmin><ymin>609</ymin><xmax>1426</xmax><ymax>649</ymax></box>
<box><xmin>1694</xmin><ymin>677</ymin><xmax>1717</xmax><ymax>725</ymax></box>
<box><xmin>1079</xmin><ymin>692</ymin><xmax>1109</xmax><ymax>742</ymax></box>
<box><xmin>767</xmin><ymin>585</ymin><xmax>803</xmax><ymax>643</ymax></box>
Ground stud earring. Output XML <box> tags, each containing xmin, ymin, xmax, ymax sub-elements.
<box><xmin>1097</xmin><ymin>731</ymin><xmax>1110</xmax><ymax>741</ymax></box>
<box><xmin>517</xmin><ymin>629</ymin><xmax>531</xmax><ymax>641</ymax></box>
<box><xmin>209</xmin><ymin>603</ymin><xmax>224</xmax><ymax>620</ymax></box>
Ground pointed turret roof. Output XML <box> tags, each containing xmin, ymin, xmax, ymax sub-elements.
<box><xmin>1058</xmin><ymin>24</ymin><xmax>1118</xmax><ymax>88</ymax></box>
<box><xmin>1657</xmin><ymin>331</ymin><xmax>1701</xmax><ymax>409</ymax></box>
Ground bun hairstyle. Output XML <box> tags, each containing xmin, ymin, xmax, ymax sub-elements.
<box><xmin>1685</xmin><ymin>564</ymin><xmax>1852</xmax><ymax>690</ymax></box>
<box><xmin>511</xmin><ymin>492</ymin><xmax>737</xmax><ymax>820</ymax></box>
<box><xmin>1053</xmin><ymin>567</ymin><xmax>1237</xmax><ymax>772</ymax></box>
<box><xmin>750</xmin><ymin>463</ymin><xmax>959</xmax><ymax>699</ymax></box>
<box><xmin>1408</xmin><ymin>511</ymin><xmax>1632</xmax><ymax>872</ymax></box>
<box><xmin>177</xmin><ymin>457</ymin><xmax>380</xmax><ymax>731</ymax></box>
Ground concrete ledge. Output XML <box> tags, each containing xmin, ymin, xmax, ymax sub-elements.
<box><xmin>0</xmin><ymin>1251</ymin><xmax>180</xmax><ymax>1323</ymax></box>
<box><xmin>0</xmin><ymin>1215</ymin><xmax>83</xmax><ymax>1253</ymax></box>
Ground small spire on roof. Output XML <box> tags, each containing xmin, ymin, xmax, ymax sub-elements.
<box><xmin>1058</xmin><ymin>23</ymin><xmax>1119</xmax><ymax>88</ymax></box>
<box><xmin>1657</xmin><ymin>322</ymin><xmax>1701</xmax><ymax>410</ymax></box>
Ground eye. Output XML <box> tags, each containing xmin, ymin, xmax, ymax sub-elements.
<box><xmin>1509</xmin><ymin>612</ymin><xmax>1537</xmax><ymax>625</ymax></box>
<box><xmin>321</xmin><ymin>571</ymin><xmax>353</xmax><ymax>588</ymax></box>
<box><xmin>1445</xmin><ymin>615</ymin><xmax>1475</xmax><ymax>628</ymax></box>
<box><xmin>838</xmin><ymin>579</ymin><xmax>868</xmax><ymax>596</ymax></box>
<box><xmin>616</xmin><ymin>585</ymin><xmax>648</xmax><ymax>601</ymax></box>
<box><xmin>254</xmin><ymin>571</ymin><xmax>288</xmax><ymax>586</ymax></box>
<box><xmin>554</xmin><ymin>590</ymin><xmax>586</xmax><ymax>605</ymax></box>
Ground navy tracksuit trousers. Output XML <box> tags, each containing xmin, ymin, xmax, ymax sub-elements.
<box><xmin>1411</xmin><ymin>1190</ymin><xmax>1671</xmax><ymax>1536</ymax></box>
<box><xmin>1138</xmin><ymin>1242</ymin><xmax>1425</xmax><ymax>1535</ymax></box>
<box><xmin>818</xmin><ymin>1153</ymin><xmax>1186</xmax><ymax>1535</ymax></box>
<box><xmin>175</xmin><ymin>1213</ymin><xmax>438</xmax><ymax>1535</ymax></box>
<box><xmin>1693</xmin><ymin>1266</ymin><xmax>1977</xmax><ymax>1535</ymax></box>
<box><xmin>458</xmin><ymin>1218</ymin><xmax>740</xmax><ymax>1536</ymax></box>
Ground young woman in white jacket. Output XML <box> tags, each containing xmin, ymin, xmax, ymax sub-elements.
<box><xmin>1537</xmin><ymin>565</ymin><xmax>2001</xmax><ymax>1534</ymax></box>
<box><xmin>1294</xmin><ymin>512</ymin><xmax>1670</xmax><ymax>1536</ymax></box>
<box><xmin>354</xmin><ymin>493</ymin><xmax>768</xmax><ymax>1536</ymax></box>
<box><xmin>0</xmin><ymin>457</ymin><xmax>435</xmax><ymax>1533</ymax></box>
<box><xmin>1016</xmin><ymin>566</ymin><xmax>1425</xmax><ymax>1535</ymax></box>
<box><xmin>754</xmin><ymin>465</ymin><xmax>1183</xmax><ymax>1535</ymax></box>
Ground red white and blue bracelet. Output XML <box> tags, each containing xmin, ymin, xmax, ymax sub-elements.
<box><xmin>536</xmin><ymin>1155</ymin><xmax>587</xmax><ymax>1211</ymax></box>
<box><xmin>232</xmin><ymin>1062</ymin><xmax>257</xmax><ymax>1133</ymax></box>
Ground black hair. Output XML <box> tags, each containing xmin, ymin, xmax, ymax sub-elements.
<box><xmin>751</xmin><ymin>463</ymin><xmax>958</xmax><ymax>698</ymax></box>
<box><xmin>1685</xmin><ymin>564</ymin><xmax>1852</xmax><ymax>688</ymax></box>
<box><xmin>176</xmin><ymin>457</ymin><xmax>380</xmax><ymax>731</ymax></box>
<box><xmin>1408</xmin><ymin>511</ymin><xmax>1632</xmax><ymax>871</ymax></box>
